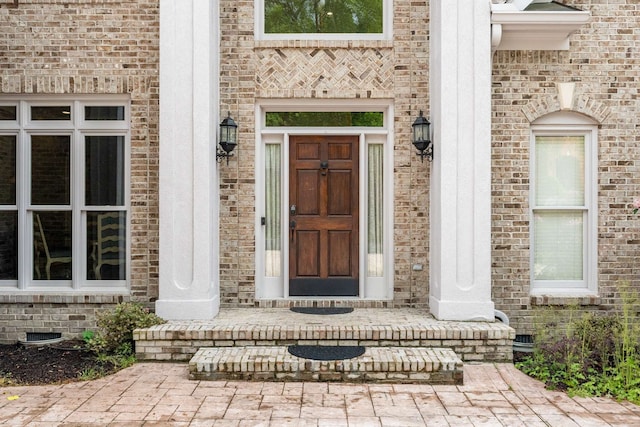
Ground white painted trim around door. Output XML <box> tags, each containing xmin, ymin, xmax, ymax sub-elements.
<box><xmin>255</xmin><ymin>99</ymin><xmax>395</xmax><ymax>301</ymax></box>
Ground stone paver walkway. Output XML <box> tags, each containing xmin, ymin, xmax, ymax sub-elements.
<box><xmin>2</xmin><ymin>363</ymin><xmax>640</xmax><ymax>426</ymax></box>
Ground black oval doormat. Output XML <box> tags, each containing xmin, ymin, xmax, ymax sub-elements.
<box><xmin>288</xmin><ymin>345</ymin><xmax>365</xmax><ymax>361</ymax></box>
<box><xmin>290</xmin><ymin>307</ymin><xmax>354</xmax><ymax>315</ymax></box>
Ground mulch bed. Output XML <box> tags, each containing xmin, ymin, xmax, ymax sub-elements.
<box><xmin>0</xmin><ymin>341</ymin><xmax>116</xmax><ymax>386</ymax></box>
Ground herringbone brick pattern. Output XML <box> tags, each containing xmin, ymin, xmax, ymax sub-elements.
<box><xmin>256</xmin><ymin>48</ymin><xmax>394</xmax><ymax>94</ymax></box>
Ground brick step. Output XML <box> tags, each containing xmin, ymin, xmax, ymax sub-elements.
<box><xmin>135</xmin><ymin>309</ymin><xmax>515</xmax><ymax>363</ymax></box>
<box><xmin>188</xmin><ymin>346</ymin><xmax>463</xmax><ymax>384</ymax></box>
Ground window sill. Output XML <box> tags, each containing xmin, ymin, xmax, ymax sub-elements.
<box><xmin>0</xmin><ymin>291</ymin><xmax>129</xmax><ymax>305</ymax></box>
<box><xmin>530</xmin><ymin>294</ymin><xmax>601</xmax><ymax>307</ymax></box>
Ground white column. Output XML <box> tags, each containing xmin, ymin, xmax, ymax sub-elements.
<box><xmin>156</xmin><ymin>0</ymin><xmax>220</xmax><ymax>319</ymax></box>
<box><xmin>429</xmin><ymin>0</ymin><xmax>495</xmax><ymax>321</ymax></box>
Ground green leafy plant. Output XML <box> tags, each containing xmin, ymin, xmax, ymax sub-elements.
<box><xmin>78</xmin><ymin>368</ymin><xmax>102</xmax><ymax>381</ymax></box>
<box><xmin>516</xmin><ymin>282</ymin><xmax>640</xmax><ymax>404</ymax></box>
<box><xmin>88</xmin><ymin>302</ymin><xmax>165</xmax><ymax>357</ymax></box>
<box><xmin>82</xmin><ymin>329</ymin><xmax>95</xmax><ymax>343</ymax></box>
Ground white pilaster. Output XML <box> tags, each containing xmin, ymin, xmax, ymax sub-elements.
<box><xmin>156</xmin><ymin>0</ymin><xmax>220</xmax><ymax>319</ymax></box>
<box><xmin>429</xmin><ymin>0</ymin><xmax>495</xmax><ymax>321</ymax></box>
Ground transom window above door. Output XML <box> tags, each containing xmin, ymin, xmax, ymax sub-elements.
<box><xmin>257</xmin><ymin>0</ymin><xmax>391</xmax><ymax>40</ymax></box>
<box><xmin>266</xmin><ymin>112</ymin><xmax>384</xmax><ymax>127</ymax></box>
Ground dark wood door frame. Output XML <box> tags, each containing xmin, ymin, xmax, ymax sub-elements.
<box><xmin>288</xmin><ymin>135</ymin><xmax>359</xmax><ymax>297</ymax></box>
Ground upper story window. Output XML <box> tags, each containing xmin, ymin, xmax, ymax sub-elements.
<box><xmin>257</xmin><ymin>0</ymin><xmax>391</xmax><ymax>40</ymax></box>
<box><xmin>0</xmin><ymin>97</ymin><xmax>130</xmax><ymax>293</ymax></box>
<box><xmin>530</xmin><ymin>112</ymin><xmax>598</xmax><ymax>296</ymax></box>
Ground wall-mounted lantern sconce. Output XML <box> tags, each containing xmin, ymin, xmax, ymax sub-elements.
<box><xmin>216</xmin><ymin>112</ymin><xmax>238</xmax><ymax>165</ymax></box>
<box><xmin>412</xmin><ymin>110</ymin><xmax>433</xmax><ymax>162</ymax></box>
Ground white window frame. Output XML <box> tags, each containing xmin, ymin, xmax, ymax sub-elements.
<box><xmin>0</xmin><ymin>96</ymin><xmax>130</xmax><ymax>294</ymax></box>
<box><xmin>530</xmin><ymin>112</ymin><xmax>598</xmax><ymax>296</ymax></box>
<box><xmin>255</xmin><ymin>0</ymin><xmax>392</xmax><ymax>41</ymax></box>
<box><xmin>255</xmin><ymin>99</ymin><xmax>394</xmax><ymax>300</ymax></box>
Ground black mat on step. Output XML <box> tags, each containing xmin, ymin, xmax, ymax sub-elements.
<box><xmin>288</xmin><ymin>345</ymin><xmax>365</xmax><ymax>361</ymax></box>
<box><xmin>290</xmin><ymin>307</ymin><xmax>354</xmax><ymax>315</ymax></box>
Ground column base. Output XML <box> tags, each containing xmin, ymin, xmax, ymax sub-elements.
<box><xmin>430</xmin><ymin>296</ymin><xmax>495</xmax><ymax>322</ymax></box>
<box><xmin>155</xmin><ymin>296</ymin><xmax>220</xmax><ymax>320</ymax></box>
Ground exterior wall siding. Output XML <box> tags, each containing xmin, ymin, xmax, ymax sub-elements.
<box><xmin>0</xmin><ymin>0</ymin><xmax>159</xmax><ymax>343</ymax></box>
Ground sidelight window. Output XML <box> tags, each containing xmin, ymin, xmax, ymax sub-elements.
<box><xmin>265</xmin><ymin>143</ymin><xmax>282</xmax><ymax>277</ymax></box>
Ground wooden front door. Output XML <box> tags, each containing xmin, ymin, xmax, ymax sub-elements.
<box><xmin>289</xmin><ymin>135</ymin><xmax>359</xmax><ymax>296</ymax></box>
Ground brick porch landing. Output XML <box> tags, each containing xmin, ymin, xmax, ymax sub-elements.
<box><xmin>135</xmin><ymin>308</ymin><xmax>514</xmax><ymax>384</ymax></box>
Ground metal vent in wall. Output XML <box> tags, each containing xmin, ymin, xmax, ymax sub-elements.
<box><xmin>26</xmin><ymin>332</ymin><xmax>62</xmax><ymax>342</ymax></box>
<box><xmin>513</xmin><ymin>334</ymin><xmax>534</xmax><ymax>353</ymax></box>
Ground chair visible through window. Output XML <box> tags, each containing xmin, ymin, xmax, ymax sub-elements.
<box><xmin>33</xmin><ymin>213</ymin><xmax>72</xmax><ymax>280</ymax></box>
<box><xmin>91</xmin><ymin>212</ymin><xmax>125</xmax><ymax>280</ymax></box>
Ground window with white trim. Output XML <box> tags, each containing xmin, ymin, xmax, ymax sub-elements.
<box><xmin>0</xmin><ymin>97</ymin><xmax>130</xmax><ymax>291</ymax></box>
<box><xmin>530</xmin><ymin>112</ymin><xmax>598</xmax><ymax>295</ymax></box>
<box><xmin>256</xmin><ymin>0</ymin><xmax>391</xmax><ymax>40</ymax></box>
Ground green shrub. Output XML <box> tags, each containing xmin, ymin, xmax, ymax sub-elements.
<box><xmin>88</xmin><ymin>302</ymin><xmax>165</xmax><ymax>357</ymax></box>
<box><xmin>516</xmin><ymin>282</ymin><xmax>640</xmax><ymax>404</ymax></box>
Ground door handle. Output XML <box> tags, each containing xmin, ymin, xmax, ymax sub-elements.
<box><xmin>290</xmin><ymin>219</ymin><xmax>296</xmax><ymax>242</ymax></box>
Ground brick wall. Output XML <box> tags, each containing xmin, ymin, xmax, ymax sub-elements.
<box><xmin>0</xmin><ymin>0</ymin><xmax>159</xmax><ymax>342</ymax></box>
<box><xmin>218</xmin><ymin>0</ymin><xmax>431</xmax><ymax>308</ymax></box>
<box><xmin>491</xmin><ymin>0</ymin><xmax>640</xmax><ymax>334</ymax></box>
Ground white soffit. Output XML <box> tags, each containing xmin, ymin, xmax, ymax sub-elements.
<box><xmin>491</xmin><ymin>0</ymin><xmax>590</xmax><ymax>51</ymax></box>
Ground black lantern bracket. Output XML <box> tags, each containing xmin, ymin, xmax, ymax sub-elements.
<box><xmin>412</xmin><ymin>110</ymin><xmax>433</xmax><ymax>162</ymax></box>
<box><xmin>216</xmin><ymin>112</ymin><xmax>238</xmax><ymax>165</ymax></box>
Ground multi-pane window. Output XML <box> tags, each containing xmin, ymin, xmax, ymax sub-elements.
<box><xmin>258</xmin><ymin>0</ymin><xmax>389</xmax><ymax>40</ymax></box>
<box><xmin>0</xmin><ymin>98</ymin><xmax>129</xmax><ymax>290</ymax></box>
<box><xmin>530</xmin><ymin>114</ymin><xmax>597</xmax><ymax>294</ymax></box>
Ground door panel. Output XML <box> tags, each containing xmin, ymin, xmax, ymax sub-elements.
<box><xmin>328</xmin><ymin>142</ymin><xmax>352</xmax><ymax>160</ymax></box>
<box><xmin>328</xmin><ymin>170</ymin><xmax>351</xmax><ymax>215</ymax></box>
<box><xmin>297</xmin><ymin>170</ymin><xmax>320</xmax><ymax>215</ymax></box>
<box><xmin>289</xmin><ymin>135</ymin><xmax>359</xmax><ymax>296</ymax></box>
<box><xmin>328</xmin><ymin>231</ymin><xmax>351</xmax><ymax>276</ymax></box>
<box><xmin>297</xmin><ymin>143</ymin><xmax>320</xmax><ymax>159</ymax></box>
<box><xmin>296</xmin><ymin>231</ymin><xmax>320</xmax><ymax>276</ymax></box>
